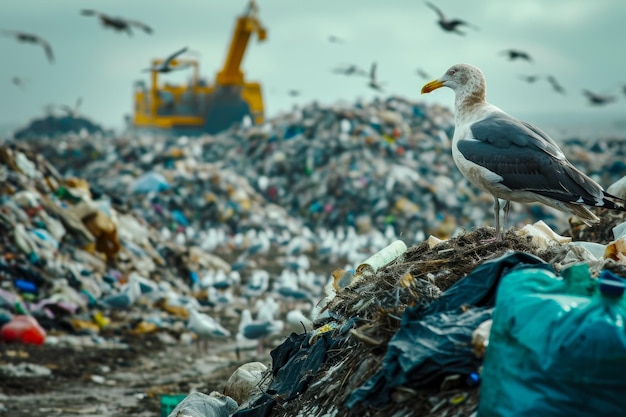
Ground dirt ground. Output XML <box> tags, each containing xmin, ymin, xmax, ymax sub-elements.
<box><xmin>0</xmin><ymin>333</ymin><xmax>262</xmax><ymax>417</ymax></box>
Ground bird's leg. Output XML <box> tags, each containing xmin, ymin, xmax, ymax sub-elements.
<box><xmin>502</xmin><ymin>200</ymin><xmax>511</xmax><ymax>237</ymax></box>
<box><xmin>494</xmin><ymin>197</ymin><xmax>501</xmax><ymax>240</ymax></box>
<box><xmin>481</xmin><ymin>198</ymin><xmax>501</xmax><ymax>243</ymax></box>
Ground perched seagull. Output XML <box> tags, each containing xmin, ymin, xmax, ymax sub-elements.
<box><xmin>187</xmin><ymin>307</ymin><xmax>231</xmax><ymax>352</ymax></box>
<box><xmin>332</xmin><ymin>64</ymin><xmax>368</xmax><ymax>77</ymax></box>
<box><xmin>236</xmin><ymin>309</ymin><xmax>284</xmax><ymax>357</ymax></box>
<box><xmin>1</xmin><ymin>30</ymin><xmax>54</xmax><ymax>63</ymax></box>
<box><xmin>80</xmin><ymin>10</ymin><xmax>153</xmax><ymax>36</ymax></box>
<box><xmin>582</xmin><ymin>89</ymin><xmax>618</xmax><ymax>106</ymax></box>
<box><xmin>518</xmin><ymin>74</ymin><xmax>541</xmax><ymax>84</ymax></box>
<box><xmin>421</xmin><ymin>63</ymin><xmax>626</xmax><ymax>239</ymax></box>
<box><xmin>425</xmin><ymin>2</ymin><xmax>479</xmax><ymax>36</ymax></box>
<box><xmin>546</xmin><ymin>75</ymin><xmax>566</xmax><ymax>94</ymax></box>
<box><xmin>142</xmin><ymin>47</ymin><xmax>189</xmax><ymax>73</ymax></box>
<box><xmin>367</xmin><ymin>62</ymin><xmax>385</xmax><ymax>92</ymax></box>
<box><xmin>500</xmin><ymin>49</ymin><xmax>532</xmax><ymax>62</ymax></box>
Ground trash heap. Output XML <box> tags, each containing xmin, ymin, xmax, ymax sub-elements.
<box><xmin>12</xmin><ymin>115</ymin><xmax>111</xmax><ymax>140</ymax></box>
<box><xmin>226</xmin><ymin>216</ymin><xmax>626</xmax><ymax>417</ymax></box>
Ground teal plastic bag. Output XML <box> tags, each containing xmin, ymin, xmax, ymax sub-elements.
<box><xmin>478</xmin><ymin>264</ymin><xmax>626</xmax><ymax>417</ymax></box>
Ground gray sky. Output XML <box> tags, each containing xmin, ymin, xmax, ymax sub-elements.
<box><xmin>2</xmin><ymin>0</ymin><xmax>626</xmax><ymax>133</ymax></box>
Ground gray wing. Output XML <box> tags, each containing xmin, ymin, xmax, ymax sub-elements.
<box><xmin>459</xmin><ymin>113</ymin><xmax>604</xmax><ymax>205</ymax></box>
<box><xmin>164</xmin><ymin>47</ymin><xmax>188</xmax><ymax>65</ymax></box>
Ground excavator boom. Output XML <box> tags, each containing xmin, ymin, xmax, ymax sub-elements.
<box><xmin>216</xmin><ymin>0</ymin><xmax>267</xmax><ymax>85</ymax></box>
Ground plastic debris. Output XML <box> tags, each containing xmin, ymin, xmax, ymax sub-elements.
<box><xmin>479</xmin><ymin>264</ymin><xmax>626</xmax><ymax>417</ymax></box>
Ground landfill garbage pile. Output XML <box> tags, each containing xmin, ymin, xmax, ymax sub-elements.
<box><xmin>17</xmin><ymin>96</ymin><xmax>587</xmax><ymax>244</ymax></box>
<box><xmin>225</xmin><ymin>216</ymin><xmax>626</xmax><ymax>417</ymax></box>
<box><xmin>12</xmin><ymin>114</ymin><xmax>111</xmax><ymax>140</ymax></box>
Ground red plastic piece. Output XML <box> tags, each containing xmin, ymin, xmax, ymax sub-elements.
<box><xmin>0</xmin><ymin>315</ymin><xmax>46</xmax><ymax>345</ymax></box>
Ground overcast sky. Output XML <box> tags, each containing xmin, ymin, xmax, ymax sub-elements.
<box><xmin>2</xmin><ymin>0</ymin><xmax>626</xmax><ymax>133</ymax></box>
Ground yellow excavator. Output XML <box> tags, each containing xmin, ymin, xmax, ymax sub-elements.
<box><xmin>131</xmin><ymin>0</ymin><xmax>266</xmax><ymax>134</ymax></box>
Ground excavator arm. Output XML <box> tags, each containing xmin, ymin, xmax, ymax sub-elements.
<box><xmin>216</xmin><ymin>0</ymin><xmax>267</xmax><ymax>85</ymax></box>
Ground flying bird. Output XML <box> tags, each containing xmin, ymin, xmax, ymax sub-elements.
<box><xmin>582</xmin><ymin>89</ymin><xmax>618</xmax><ymax>106</ymax></box>
<box><xmin>80</xmin><ymin>10</ymin><xmax>153</xmax><ymax>36</ymax></box>
<box><xmin>58</xmin><ymin>97</ymin><xmax>83</xmax><ymax>118</ymax></box>
<box><xmin>421</xmin><ymin>63</ymin><xmax>626</xmax><ymax>240</ymax></box>
<box><xmin>367</xmin><ymin>62</ymin><xmax>385</xmax><ymax>92</ymax></box>
<box><xmin>546</xmin><ymin>75</ymin><xmax>566</xmax><ymax>94</ymax></box>
<box><xmin>0</xmin><ymin>30</ymin><xmax>54</xmax><ymax>63</ymax></box>
<box><xmin>332</xmin><ymin>64</ymin><xmax>368</xmax><ymax>77</ymax></box>
<box><xmin>415</xmin><ymin>68</ymin><xmax>431</xmax><ymax>79</ymax></box>
<box><xmin>328</xmin><ymin>35</ymin><xmax>344</xmax><ymax>44</ymax></box>
<box><xmin>11</xmin><ymin>76</ymin><xmax>28</xmax><ymax>90</ymax></box>
<box><xmin>287</xmin><ymin>89</ymin><xmax>301</xmax><ymax>97</ymax></box>
<box><xmin>142</xmin><ymin>47</ymin><xmax>190</xmax><ymax>73</ymax></box>
<box><xmin>425</xmin><ymin>2</ymin><xmax>479</xmax><ymax>36</ymax></box>
<box><xmin>518</xmin><ymin>74</ymin><xmax>541</xmax><ymax>84</ymax></box>
<box><xmin>500</xmin><ymin>49</ymin><xmax>533</xmax><ymax>62</ymax></box>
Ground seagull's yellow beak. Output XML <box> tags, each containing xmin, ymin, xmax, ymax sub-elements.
<box><xmin>421</xmin><ymin>79</ymin><xmax>444</xmax><ymax>94</ymax></box>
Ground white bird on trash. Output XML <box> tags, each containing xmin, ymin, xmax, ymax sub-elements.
<box><xmin>421</xmin><ymin>63</ymin><xmax>626</xmax><ymax>240</ymax></box>
<box><xmin>236</xmin><ymin>309</ymin><xmax>284</xmax><ymax>358</ymax></box>
<box><xmin>187</xmin><ymin>307</ymin><xmax>231</xmax><ymax>352</ymax></box>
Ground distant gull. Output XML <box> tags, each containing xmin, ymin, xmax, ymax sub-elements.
<box><xmin>142</xmin><ymin>47</ymin><xmax>190</xmax><ymax>73</ymax></box>
<box><xmin>425</xmin><ymin>2</ymin><xmax>479</xmax><ymax>36</ymax></box>
<box><xmin>11</xmin><ymin>76</ymin><xmax>28</xmax><ymax>90</ymax></box>
<box><xmin>0</xmin><ymin>30</ymin><xmax>54</xmax><ymax>63</ymax></box>
<box><xmin>287</xmin><ymin>89</ymin><xmax>301</xmax><ymax>97</ymax></box>
<box><xmin>236</xmin><ymin>309</ymin><xmax>284</xmax><ymax>357</ymax></box>
<box><xmin>187</xmin><ymin>307</ymin><xmax>231</xmax><ymax>352</ymax></box>
<box><xmin>421</xmin><ymin>63</ymin><xmax>626</xmax><ymax>239</ymax></box>
<box><xmin>80</xmin><ymin>10</ymin><xmax>153</xmax><ymax>36</ymax></box>
<box><xmin>58</xmin><ymin>97</ymin><xmax>83</xmax><ymax>118</ymax></box>
<box><xmin>546</xmin><ymin>75</ymin><xmax>566</xmax><ymax>94</ymax></box>
<box><xmin>582</xmin><ymin>89</ymin><xmax>618</xmax><ymax>106</ymax></box>
<box><xmin>367</xmin><ymin>62</ymin><xmax>385</xmax><ymax>92</ymax></box>
<box><xmin>415</xmin><ymin>68</ymin><xmax>431</xmax><ymax>79</ymax></box>
<box><xmin>332</xmin><ymin>64</ymin><xmax>368</xmax><ymax>77</ymax></box>
<box><xmin>500</xmin><ymin>49</ymin><xmax>532</xmax><ymax>62</ymax></box>
<box><xmin>518</xmin><ymin>74</ymin><xmax>541</xmax><ymax>84</ymax></box>
<box><xmin>328</xmin><ymin>35</ymin><xmax>344</xmax><ymax>44</ymax></box>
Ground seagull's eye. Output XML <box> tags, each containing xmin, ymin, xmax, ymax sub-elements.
<box><xmin>449</xmin><ymin>69</ymin><xmax>456</xmax><ymax>75</ymax></box>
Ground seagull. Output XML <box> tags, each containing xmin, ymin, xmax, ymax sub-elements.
<box><xmin>415</xmin><ymin>68</ymin><xmax>431</xmax><ymax>79</ymax></box>
<box><xmin>518</xmin><ymin>74</ymin><xmax>541</xmax><ymax>84</ymax></box>
<box><xmin>582</xmin><ymin>89</ymin><xmax>618</xmax><ymax>106</ymax></box>
<box><xmin>500</xmin><ymin>49</ymin><xmax>532</xmax><ymax>62</ymax></box>
<box><xmin>421</xmin><ymin>63</ymin><xmax>626</xmax><ymax>240</ymax></box>
<box><xmin>367</xmin><ymin>62</ymin><xmax>385</xmax><ymax>92</ymax></box>
<box><xmin>1</xmin><ymin>30</ymin><xmax>54</xmax><ymax>63</ymax></box>
<box><xmin>546</xmin><ymin>75</ymin><xmax>566</xmax><ymax>94</ymax></box>
<box><xmin>328</xmin><ymin>35</ymin><xmax>344</xmax><ymax>44</ymax></box>
<box><xmin>236</xmin><ymin>309</ymin><xmax>284</xmax><ymax>358</ymax></box>
<box><xmin>425</xmin><ymin>2</ymin><xmax>479</xmax><ymax>36</ymax></box>
<box><xmin>187</xmin><ymin>307</ymin><xmax>231</xmax><ymax>352</ymax></box>
<box><xmin>142</xmin><ymin>47</ymin><xmax>189</xmax><ymax>73</ymax></box>
<box><xmin>11</xmin><ymin>76</ymin><xmax>28</xmax><ymax>90</ymax></box>
<box><xmin>58</xmin><ymin>97</ymin><xmax>83</xmax><ymax>118</ymax></box>
<box><xmin>287</xmin><ymin>89</ymin><xmax>301</xmax><ymax>97</ymax></box>
<box><xmin>332</xmin><ymin>64</ymin><xmax>368</xmax><ymax>77</ymax></box>
<box><xmin>80</xmin><ymin>10</ymin><xmax>153</xmax><ymax>36</ymax></box>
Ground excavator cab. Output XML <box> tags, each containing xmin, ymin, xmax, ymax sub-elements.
<box><xmin>132</xmin><ymin>0</ymin><xmax>266</xmax><ymax>135</ymax></box>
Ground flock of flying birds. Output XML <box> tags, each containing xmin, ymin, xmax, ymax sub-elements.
<box><xmin>328</xmin><ymin>1</ymin><xmax>626</xmax><ymax>107</ymax></box>
<box><xmin>3</xmin><ymin>3</ymin><xmax>626</xmax><ymax>108</ymax></box>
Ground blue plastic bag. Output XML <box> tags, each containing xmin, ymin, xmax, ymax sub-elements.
<box><xmin>478</xmin><ymin>265</ymin><xmax>626</xmax><ymax>417</ymax></box>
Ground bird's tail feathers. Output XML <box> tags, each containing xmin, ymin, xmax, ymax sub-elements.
<box><xmin>601</xmin><ymin>191</ymin><xmax>626</xmax><ymax>212</ymax></box>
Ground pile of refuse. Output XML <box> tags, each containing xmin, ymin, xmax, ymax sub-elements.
<box><xmin>169</xmin><ymin>217</ymin><xmax>626</xmax><ymax>417</ymax></box>
<box><xmin>2</xmin><ymin>95</ymin><xmax>626</xmax><ymax>417</ymax></box>
<box><xmin>12</xmin><ymin>115</ymin><xmax>111</xmax><ymax>140</ymax></box>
